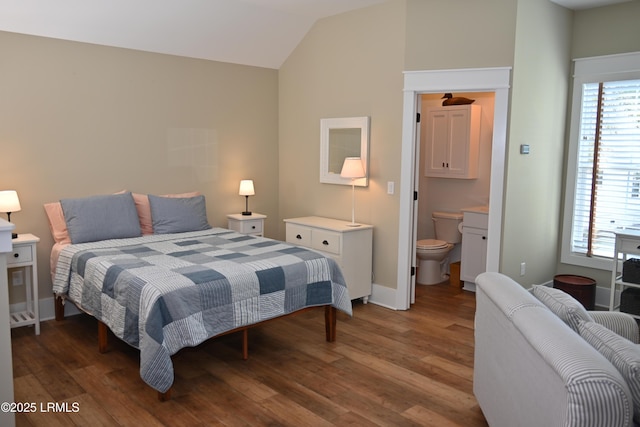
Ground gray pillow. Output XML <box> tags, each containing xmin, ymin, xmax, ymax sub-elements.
<box><xmin>61</xmin><ymin>192</ymin><xmax>142</xmax><ymax>244</ymax></box>
<box><xmin>579</xmin><ymin>321</ymin><xmax>640</xmax><ymax>423</ymax></box>
<box><xmin>531</xmin><ymin>285</ymin><xmax>593</xmax><ymax>332</ymax></box>
<box><xmin>148</xmin><ymin>194</ymin><xmax>211</xmax><ymax>234</ymax></box>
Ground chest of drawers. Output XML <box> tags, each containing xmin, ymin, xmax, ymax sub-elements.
<box><xmin>284</xmin><ymin>216</ymin><xmax>373</xmax><ymax>303</ymax></box>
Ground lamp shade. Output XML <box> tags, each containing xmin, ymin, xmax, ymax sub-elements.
<box><xmin>340</xmin><ymin>157</ymin><xmax>365</xmax><ymax>179</ymax></box>
<box><xmin>238</xmin><ymin>180</ymin><xmax>255</xmax><ymax>196</ymax></box>
<box><xmin>0</xmin><ymin>190</ymin><xmax>21</xmax><ymax>213</ymax></box>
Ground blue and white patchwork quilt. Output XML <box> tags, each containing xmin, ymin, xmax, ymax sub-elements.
<box><xmin>52</xmin><ymin>228</ymin><xmax>352</xmax><ymax>392</ymax></box>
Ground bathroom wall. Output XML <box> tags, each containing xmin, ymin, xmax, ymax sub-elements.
<box><xmin>417</xmin><ymin>92</ymin><xmax>495</xmax><ymax>254</ymax></box>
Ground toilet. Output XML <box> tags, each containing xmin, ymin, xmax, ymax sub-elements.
<box><xmin>416</xmin><ymin>211</ymin><xmax>463</xmax><ymax>285</ymax></box>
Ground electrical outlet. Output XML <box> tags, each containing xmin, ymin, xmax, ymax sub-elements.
<box><xmin>12</xmin><ymin>270</ymin><xmax>24</xmax><ymax>286</ymax></box>
<box><xmin>520</xmin><ymin>262</ymin><xmax>526</xmax><ymax>276</ymax></box>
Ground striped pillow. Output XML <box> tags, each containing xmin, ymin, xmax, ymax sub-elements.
<box><xmin>579</xmin><ymin>321</ymin><xmax>640</xmax><ymax>423</ymax></box>
<box><xmin>532</xmin><ymin>285</ymin><xmax>593</xmax><ymax>332</ymax></box>
<box><xmin>590</xmin><ymin>311</ymin><xmax>640</xmax><ymax>344</ymax></box>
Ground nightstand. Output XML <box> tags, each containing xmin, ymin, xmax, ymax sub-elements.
<box><xmin>7</xmin><ymin>233</ymin><xmax>40</xmax><ymax>335</ymax></box>
<box><xmin>227</xmin><ymin>213</ymin><xmax>266</xmax><ymax>237</ymax></box>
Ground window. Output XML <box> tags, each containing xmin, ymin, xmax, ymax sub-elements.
<box><xmin>562</xmin><ymin>52</ymin><xmax>640</xmax><ymax>270</ymax></box>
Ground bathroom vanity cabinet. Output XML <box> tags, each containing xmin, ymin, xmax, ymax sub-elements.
<box><xmin>461</xmin><ymin>207</ymin><xmax>488</xmax><ymax>291</ymax></box>
<box><xmin>284</xmin><ymin>216</ymin><xmax>373</xmax><ymax>303</ymax></box>
<box><xmin>424</xmin><ymin>104</ymin><xmax>481</xmax><ymax>179</ymax></box>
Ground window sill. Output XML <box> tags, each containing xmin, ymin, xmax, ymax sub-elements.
<box><xmin>560</xmin><ymin>251</ymin><xmax>613</xmax><ymax>271</ymax></box>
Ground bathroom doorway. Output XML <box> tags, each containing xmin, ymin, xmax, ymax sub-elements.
<box><xmin>395</xmin><ymin>68</ymin><xmax>511</xmax><ymax>309</ymax></box>
<box><xmin>416</xmin><ymin>90</ymin><xmax>495</xmax><ymax>290</ymax></box>
<box><xmin>417</xmin><ymin>92</ymin><xmax>494</xmax><ymax>243</ymax></box>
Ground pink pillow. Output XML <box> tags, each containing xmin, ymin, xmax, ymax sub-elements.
<box><xmin>133</xmin><ymin>192</ymin><xmax>200</xmax><ymax>235</ymax></box>
<box><xmin>44</xmin><ymin>202</ymin><xmax>71</xmax><ymax>245</ymax></box>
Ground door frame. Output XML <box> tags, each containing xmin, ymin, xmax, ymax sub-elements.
<box><xmin>395</xmin><ymin>67</ymin><xmax>511</xmax><ymax>310</ymax></box>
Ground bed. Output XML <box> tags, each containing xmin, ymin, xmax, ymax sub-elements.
<box><xmin>47</xmin><ymin>192</ymin><xmax>352</xmax><ymax>400</ymax></box>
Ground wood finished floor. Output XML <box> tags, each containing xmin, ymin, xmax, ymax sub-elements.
<box><xmin>11</xmin><ymin>283</ymin><xmax>488</xmax><ymax>426</ymax></box>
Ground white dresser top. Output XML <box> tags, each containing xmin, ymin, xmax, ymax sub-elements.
<box><xmin>284</xmin><ymin>216</ymin><xmax>373</xmax><ymax>232</ymax></box>
<box><xmin>227</xmin><ymin>213</ymin><xmax>267</xmax><ymax>220</ymax></box>
<box><xmin>613</xmin><ymin>228</ymin><xmax>640</xmax><ymax>239</ymax></box>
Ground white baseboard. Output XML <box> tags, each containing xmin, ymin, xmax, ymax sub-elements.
<box><xmin>595</xmin><ymin>286</ymin><xmax>615</xmax><ymax>310</ymax></box>
<box><xmin>367</xmin><ymin>283</ymin><xmax>399</xmax><ymax>310</ymax></box>
<box><xmin>367</xmin><ymin>281</ymin><xmax>478</xmax><ymax>310</ymax></box>
<box><xmin>462</xmin><ymin>281</ymin><xmax>476</xmax><ymax>292</ymax></box>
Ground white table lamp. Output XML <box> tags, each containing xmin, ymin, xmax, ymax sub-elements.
<box><xmin>340</xmin><ymin>157</ymin><xmax>365</xmax><ymax>227</ymax></box>
<box><xmin>0</xmin><ymin>190</ymin><xmax>21</xmax><ymax>238</ymax></box>
<box><xmin>239</xmin><ymin>180</ymin><xmax>255</xmax><ymax>216</ymax></box>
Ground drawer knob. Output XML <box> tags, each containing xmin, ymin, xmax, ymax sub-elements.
<box><xmin>296</xmin><ymin>234</ymin><xmax>302</xmax><ymax>240</ymax></box>
<box><xmin>251</xmin><ymin>225</ymin><xmax>256</xmax><ymax>229</ymax></box>
<box><xmin>14</xmin><ymin>253</ymin><xmax>19</xmax><ymax>258</ymax></box>
<box><xmin>322</xmin><ymin>240</ymin><xmax>329</xmax><ymax>245</ymax></box>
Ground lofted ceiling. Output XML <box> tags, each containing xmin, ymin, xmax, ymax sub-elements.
<box><xmin>0</xmin><ymin>0</ymin><xmax>633</xmax><ymax>69</ymax></box>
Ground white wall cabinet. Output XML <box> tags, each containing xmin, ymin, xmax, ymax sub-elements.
<box><xmin>424</xmin><ymin>104</ymin><xmax>481</xmax><ymax>179</ymax></box>
<box><xmin>284</xmin><ymin>216</ymin><xmax>373</xmax><ymax>303</ymax></box>
<box><xmin>460</xmin><ymin>209</ymin><xmax>488</xmax><ymax>290</ymax></box>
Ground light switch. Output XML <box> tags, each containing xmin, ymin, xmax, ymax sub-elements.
<box><xmin>520</xmin><ymin>144</ymin><xmax>530</xmax><ymax>155</ymax></box>
<box><xmin>387</xmin><ymin>181</ymin><xmax>395</xmax><ymax>195</ymax></box>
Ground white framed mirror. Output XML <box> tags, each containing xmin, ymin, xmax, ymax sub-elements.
<box><xmin>319</xmin><ymin>116</ymin><xmax>369</xmax><ymax>186</ymax></box>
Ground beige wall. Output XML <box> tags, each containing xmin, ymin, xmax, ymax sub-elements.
<box><xmin>279</xmin><ymin>0</ymin><xmax>522</xmax><ymax>293</ymax></box>
<box><xmin>0</xmin><ymin>31</ymin><xmax>279</xmax><ymax>304</ymax></box>
<box><xmin>404</xmin><ymin>0</ymin><xmax>517</xmax><ymax>71</ymax></box>
<box><xmin>3</xmin><ymin>0</ymin><xmax>637</xmax><ymax>308</ymax></box>
<box><xmin>500</xmin><ymin>0</ymin><xmax>572</xmax><ymax>285</ymax></box>
<box><xmin>571</xmin><ymin>2</ymin><xmax>640</xmax><ymax>59</ymax></box>
<box><xmin>403</xmin><ymin>0</ymin><xmax>572</xmax><ymax>287</ymax></box>
<box><xmin>278</xmin><ymin>1</ymin><xmax>406</xmax><ymax>289</ymax></box>
<box><xmin>557</xmin><ymin>1</ymin><xmax>640</xmax><ymax>288</ymax></box>
<box><xmin>279</xmin><ymin>0</ymin><xmax>569</xmax><ymax>293</ymax></box>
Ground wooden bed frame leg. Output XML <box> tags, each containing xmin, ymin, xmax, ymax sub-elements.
<box><xmin>54</xmin><ymin>295</ymin><xmax>65</xmax><ymax>321</ymax></box>
<box><xmin>158</xmin><ymin>388</ymin><xmax>172</xmax><ymax>401</ymax></box>
<box><xmin>325</xmin><ymin>306</ymin><xmax>337</xmax><ymax>342</ymax></box>
<box><xmin>98</xmin><ymin>321</ymin><xmax>108</xmax><ymax>353</ymax></box>
<box><xmin>242</xmin><ymin>328</ymin><xmax>249</xmax><ymax>360</ymax></box>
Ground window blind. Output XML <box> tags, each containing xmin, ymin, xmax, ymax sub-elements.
<box><xmin>571</xmin><ymin>79</ymin><xmax>640</xmax><ymax>258</ymax></box>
